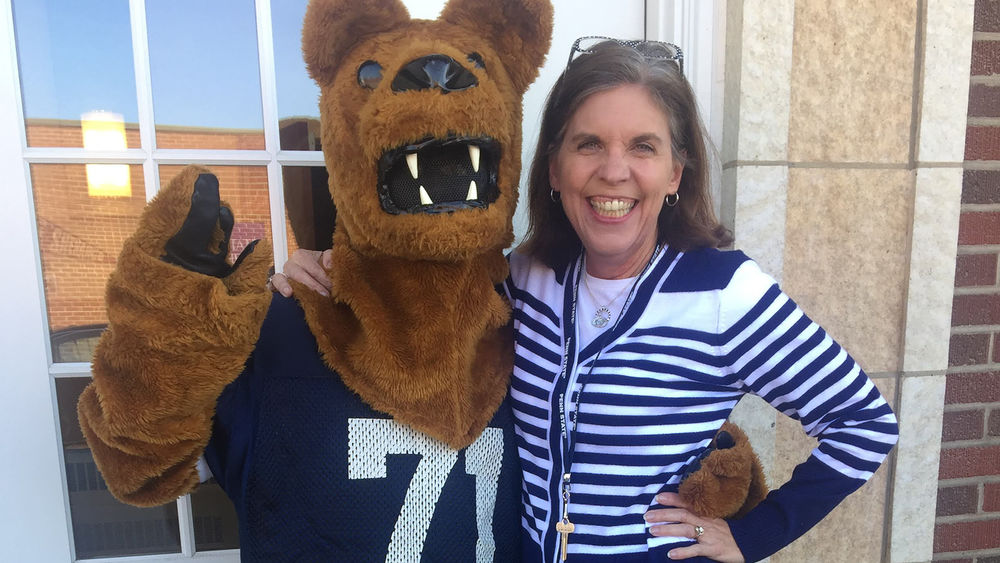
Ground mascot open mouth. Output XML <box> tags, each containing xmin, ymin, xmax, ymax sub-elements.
<box><xmin>377</xmin><ymin>135</ymin><xmax>500</xmax><ymax>214</ymax></box>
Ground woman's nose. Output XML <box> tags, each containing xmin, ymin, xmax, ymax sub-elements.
<box><xmin>598</xmin><ymin>150</ymin><xmax>630</xmax><ymax>183</ymax></box>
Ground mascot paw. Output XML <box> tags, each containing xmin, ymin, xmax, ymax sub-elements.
<box><xmin>162</xmin><ymin>172</ymin><xmax>258</xmax><ymax>278</ymax></box>
<box><xmin>678</xmin><ymin>422</ymin><xmax>768</xmax><ymax>519</ymax></box>
<box><xmin>80</xmin><ymin>168</ymin><xmax>274</xmax><ymax>506</ymax></box>
<box><xmin>129</xmin><ymin>165</ymin><xmax>268</xmax><ymax>283</ymax></box>
<box><xmin>102</xmin><ymin>164</ymin><xmax>272</xmax><ymax>359</ymax></box>
<box><xmin>121</xmin><ymin>164</ymin><xmax>272</xmax><ymax>295</ymax></box>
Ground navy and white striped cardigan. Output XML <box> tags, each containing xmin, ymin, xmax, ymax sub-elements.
<box><xmin>504</xmin><ymin>246</ymin><xmax>898</xmax><ymax>563</ymax></box>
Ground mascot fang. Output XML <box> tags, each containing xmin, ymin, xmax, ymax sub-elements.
<box><xmin>78</xmin><ymin>0</ymin><xmax>764</xmax><ymax>560</ymax></box>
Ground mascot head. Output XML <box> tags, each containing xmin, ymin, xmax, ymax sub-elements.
<box><xmin>302</xmin><ymin>0</ymin><xmax>553</xmax><ymax>260</ymax></box>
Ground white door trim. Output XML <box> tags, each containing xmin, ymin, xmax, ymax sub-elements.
<box><xmin>0</xmin><ymin>0</ymin><xmax>74</xmax><ymax>559</ymax></box>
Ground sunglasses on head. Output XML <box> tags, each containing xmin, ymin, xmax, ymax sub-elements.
<box><xmin>567</xmin><ymin>35</ymin><xmax>684</xmax><ymax>74</ymax></box>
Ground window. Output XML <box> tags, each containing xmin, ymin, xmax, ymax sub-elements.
<box><xmin>9</xmin><ymin>0</ymin><xmax>318</xmax><ymax>559</ymax></box>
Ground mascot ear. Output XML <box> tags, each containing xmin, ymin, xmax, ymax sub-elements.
<box><xmin>440</xmin><ymin>0</ymin><xmax>553</xmax><ymax>95</ymax></box>
<box><xmin>302</xmin><ymin>0</ymin><xmax>411</xmax><ymax>85</ymax></box>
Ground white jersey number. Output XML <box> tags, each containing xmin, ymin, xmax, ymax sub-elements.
<box><xmin>348</xmin><ymin>418</ymin><xmax>504</xmax><ymax>563</ymax></box>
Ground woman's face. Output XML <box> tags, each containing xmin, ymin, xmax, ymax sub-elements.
<box><xmin>550</xmin><ymin>84</ymin><xmax>683</xmax><ymax>279</ymax></box>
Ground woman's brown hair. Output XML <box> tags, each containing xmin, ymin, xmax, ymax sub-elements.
<box><xmin>519</xmin><ymin>40</ymin><xmax>732</xmax><ymax>270</ymax></box>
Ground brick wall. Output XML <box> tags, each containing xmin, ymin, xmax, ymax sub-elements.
<box><xmin>935</xmin><ymin>1</ymin><xmax>1000</xmax><ymax>560</ymax></box>
<box><xmin>24</xmin><ymin>118</ymin><xmax>266</xmax><ymax>151</ymax></box>
<box><xmin>155</xmin><ymin>125</ymin><xmax>265</xmax><ymax>151</ymax></box>
<box><xmin>25</xmin><ymin>120</ymin><xmax>141</xmax><ymax>149</ymax></box>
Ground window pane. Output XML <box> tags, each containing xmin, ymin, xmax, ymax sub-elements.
<box><xmin>278</xmin><ymin>116</ymin><xmax>321</xmax><ymax>152</ymax></box>
<box><xmin>30</xmin><ymin>164</ymin><xmax>146</xmax><ymax>359</ymax></box>
<box><xmin>284</xmin><ymin>212</ymin><xmax>299</xmax><ymax>259</ymax></box>
<box><xmin>272</xmin><ymin>0</ymin><xmax>320</xmax><ymax>151</ymax></box>
<box><xmin>191</xmin><ymin>481</ymin><xmax>239</xmax><ymax>551</ymax></box>
<box><xmin>57</xmin><ymin>378</ymin><xmax>181</xmax><ymax>559</ymax></box>
<box><xmin>13</xmin><ymin>0</ymin><xmax>140</xmax><ymax>148</ymax></box>
<box><xmin>282</xmin><ymin>165</ymin><xmax>333</xmax><ymax>252</ymax></box>
<box><xmin>401</xmin><ymin>0</ymin><xmax>446</xmax><ymax>19</ymax></box>
<box><xmin>147</xmin><ymin>0</ymin><xmax>264</xmax><ymax>150</ymax></box>
<box><xmin>158</xmin><ymin>165</ymin><xmax>273</xmax><ymax>264</ymax></box>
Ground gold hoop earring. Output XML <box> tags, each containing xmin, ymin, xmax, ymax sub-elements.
<box><xmin>665</xmin><ymin>192</ymin><xmax>680</xmax><ymax>207</ymax></box>
<box><xmin>550</xmin><ymin>189</ymin><xmax>560</xmax><ymax>203</ymax></box>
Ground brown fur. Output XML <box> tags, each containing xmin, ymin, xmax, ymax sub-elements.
<box><xmin>294</xmin><ymin>237</ymin><xmax>513</xmax><ymax>447</ymax></box>
<box><xmin>298</xmin><ymin>0</ymin><xmax>552</xmax><ymax>447</ymax></box>
<box><xmin>303</xmin><ymin>0</ymin><xmax>551</xmax><ymax>260</ymax></box>
<box><xmin>78</xmin><ymin>165</ymin><xmax>273</xmax><ymax>505</ymax></box>
<box><xmin>678</xmin><ymin>422</ymin><xmax>769</xmax><ymax>519</ymax></box>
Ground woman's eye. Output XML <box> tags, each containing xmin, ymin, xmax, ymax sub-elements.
<box><xmin>357</xmin><ymin>60</ymin><xmax>383</xmax><ymax>89</ymax></box>
<box><xmin>633</xmin><ymin>143</ymin><xmax>655</xmax><ymax>153</ymax></box>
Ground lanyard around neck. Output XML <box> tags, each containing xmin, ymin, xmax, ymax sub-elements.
<box><xmin>557</xmin><ymin>245</ymin><xmax>661</xmax><ymax>475</ymax></box>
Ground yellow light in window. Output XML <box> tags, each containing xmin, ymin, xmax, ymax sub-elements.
<box><xmin>81</xmin><ymin>111</ymin><xmax>131</xmax><ymax>197</ymax></box>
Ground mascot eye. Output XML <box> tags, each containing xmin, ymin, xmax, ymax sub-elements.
<box><xmin>467</xmin><ymin>52</ymin><xmax>485</xmax><ymax>69</ymax></box>
<box><xmin>357</xmin><ymin>60</ymin><xmax>383</xmax><ymax>89</ymax></box>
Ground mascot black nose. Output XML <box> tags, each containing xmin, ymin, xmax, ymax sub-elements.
<box><xmin>391</xmin><ymin>54</ymin><xmax>478</xmax><ymax>93</ymax></box>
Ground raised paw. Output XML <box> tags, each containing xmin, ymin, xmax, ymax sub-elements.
<box><xmin>162</xmin><ymin>172</ymin><xmax>258</xmax><ymax>277</ymax></box>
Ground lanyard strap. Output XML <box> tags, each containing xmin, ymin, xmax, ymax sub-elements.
<box><xmin>556</xmin><ymin>256</ymin><xmax>581</xmax><ymax>455</ymax></box>
<box><xmin>557</xmin><ymin>245</ymin><xmax>662</xmax><ymax>476</ymax></box>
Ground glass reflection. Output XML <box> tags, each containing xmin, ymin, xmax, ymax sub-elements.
<box><xmin>272</xmin><ymin>0</ymin><xmax>320</xmax><ymax>151</ymax></box>
<box><xmin>159</xmin><ymin>165</ymin><xmax>273</xmax><ymax>264</ymax></box>
<box><xmin>191</xmin><ymin>480</ymin><xmax>240</xmax><ymax>552</ymax></box>
<box><xmin>13</xmin><ymin>0</ymin><xmax>140</xmax><ymax>148</ymax></box>
<box><xmin>279</xmin><ymin>117</ymin><xmax>322</xmax><ymax>152</ymax></box>
<box><xmin>147</xmin><ymin>0</ymin><xmax>264</xmax><ymax>150</ymax></box>
<box><xmin>30</xmin><ymin>164</ymin><xmax>147</xmax><ymax>359</ymax></box>
<box><xmin>282</xmin><ymin>166</ymin><xmax>333</xmax><ymax>252</ymax></box>
<box><xmin>57</xmin><ymin>378</ymin><xmax>182</xmax><ymax>558</ymax></box>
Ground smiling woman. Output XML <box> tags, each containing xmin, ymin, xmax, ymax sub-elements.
<box><xmin>505</xmin><ymin>38</ymin><xmax>898</xmax><ymax>563</ymax></box>
<box><xmin>522</xmin><ymin>39</ymin><xmax>728</xmax><ymax>276</ymax></box>
<box><xmin>548</xmin><ymin>84</ymin><xmax>683</xmax><ymax>279</ymax></box>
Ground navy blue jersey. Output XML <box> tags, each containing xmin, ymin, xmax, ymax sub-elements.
<box><xmin>204</xmin><ymin>295</ymin><xmax>523</xmax><ymax>562</ymax></box>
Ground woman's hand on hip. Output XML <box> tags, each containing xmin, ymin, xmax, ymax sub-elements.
<box><xmin>645</xmin><ymin>492</ymin><xmax>745</xmax><ymax>563</ymax></box>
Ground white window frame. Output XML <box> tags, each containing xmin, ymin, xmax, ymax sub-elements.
<box><xmin>1</xmin><ymin>1</ymin><xmax>301</xmax><ymax>560</ymax></box>
<box><xmin>647</xmin><ymin>0</ymin><xmax>728</xmax><ymax>216</ymax></box>
<box><xmin>0</xmin><ymin>1</ymin><xmax>721</xmax><ymax>560</ymax></box>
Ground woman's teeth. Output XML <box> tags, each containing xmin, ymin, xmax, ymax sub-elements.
<box><xmin>589</xmin><ymin>198</ymin><xmax>635</xmax><ymax>218</ymax></box>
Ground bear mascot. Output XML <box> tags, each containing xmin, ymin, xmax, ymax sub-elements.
<box><xmin>77</xmin><ymin>0</ymin><xmax>765</xmax><ymax>560</ymax></box>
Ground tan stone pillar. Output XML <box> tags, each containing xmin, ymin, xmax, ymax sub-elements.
<box><xmin>722</xmin><ymin>1</ymin><xmax>975</xmax><ymax>562</ymax></box>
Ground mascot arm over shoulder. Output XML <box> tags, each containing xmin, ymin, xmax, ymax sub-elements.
<box><xmin>77</xmin><ymin>166</ymin><xmax>272</xmax><ymax>506</ymax></box>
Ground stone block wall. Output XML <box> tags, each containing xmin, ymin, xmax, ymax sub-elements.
<box><xmin>723</xmin><ymin>1</ymin><xmax>983</xmax><ymax>561</ymax></box>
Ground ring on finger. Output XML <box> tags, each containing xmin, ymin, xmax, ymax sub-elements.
<box><xmin>693</xmin><ymin>525</ymin><xmax>705</xmax><ymax>539</ymax></box>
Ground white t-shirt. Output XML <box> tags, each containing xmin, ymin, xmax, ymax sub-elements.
<box><xmin>563</xmin><ymin>271</ymin><xmax>639</xmax><ymax>426</ymax></box>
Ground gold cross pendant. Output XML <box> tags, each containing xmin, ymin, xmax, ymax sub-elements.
<box><xmin>555</xmin><ymin>518</ymin><xmax>575</xmax><ymax>561</ymax></box>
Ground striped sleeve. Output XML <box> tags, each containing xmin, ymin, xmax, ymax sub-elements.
<box><xmin>719</xmin><ymin>261</ymin><xmax>898</xmax><ymax>562</ymax></box>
